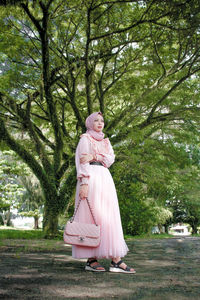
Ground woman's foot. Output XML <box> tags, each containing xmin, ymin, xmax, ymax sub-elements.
<box><xmin>85</xmin><ymin>258</ymin><xmax>106</xmax><ymax>272</ymax></box>
<box><xmin>109</xmin><ymin>259</ymin><xmax>136</xmax><ymax>274</ymax></box>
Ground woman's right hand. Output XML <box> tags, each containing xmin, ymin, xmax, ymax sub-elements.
<box><xmin>80</xmin><ymin>153</ymin><xmax>94</xmax><ymax>164</ymax></box>
<box><xmin>79</xmin><ymin>184</ymin><xmax>89</xmax><ymax>199</ymax></box>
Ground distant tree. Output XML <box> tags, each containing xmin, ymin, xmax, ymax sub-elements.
<box><xmin>165</xmin><ymin>144</ymin><xmax>200</xmax><ymax>234</ymax></box>
<box><xmin>0</xmin><ymin>151</ymin><xmax>26</xmax><ymax>225</ymax></box>
<box><xmin>18</xmin><ymin>176</ymin><xmax>44</xmax><ymax>229</ymax></box>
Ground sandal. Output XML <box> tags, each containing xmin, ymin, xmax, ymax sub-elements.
<box><xmin>85</xmin><ymin>259</ymin><xmax>106</xmax><ymax>272</ymax></box>
<box><xmin>109</xmin><ymin>260</ymin><xmax>136</xmax><ymax>274</ymax></box>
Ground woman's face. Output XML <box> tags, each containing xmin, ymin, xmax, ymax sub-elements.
<box><xmin>93</xmin><ymin>114</ymin><xmax>104</xmax><ymax>132</ymax></box>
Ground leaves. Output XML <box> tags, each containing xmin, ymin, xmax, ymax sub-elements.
<box><xmin>0</xmin><ymin>0</ymin><xmax>200</xmax><ymax>234</ymax></box>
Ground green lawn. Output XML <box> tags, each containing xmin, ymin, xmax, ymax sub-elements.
<box><xmin>0</xmin><ymin>226</ymin><xmax>175</xmax><ymax>241</ymax></box>
<box><xmin>0</xmin><ymin>226</ymin><xmax>199</xmax><ymax>255</ymax></box>
<box><xmin>124</xmin><ymin>233</ymin><xmax>174</xmax><ymax>239</ymax></box>
<box><xmin>0</xmin><ymin>226</ymin><xmax>63</xmax><ymax>240</ymax></box>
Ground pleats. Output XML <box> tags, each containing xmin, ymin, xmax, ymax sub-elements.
<box><xmin>72</xmin><ymin>166</ymin><xmax>129</xmax><ymax>259</ymax></box>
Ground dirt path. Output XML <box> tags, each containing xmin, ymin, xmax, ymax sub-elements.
<box><xmin>0</xmin><ymin>237</ymin><xmax>200</xmax><ymax>299</ymax></box>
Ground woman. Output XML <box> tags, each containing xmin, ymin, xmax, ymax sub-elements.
<box><xmin>72</xmin><ymin>112</ymin><xmax>135</xmax><ymax>274</ymax></box>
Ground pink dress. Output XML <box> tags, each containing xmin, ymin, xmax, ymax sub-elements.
<box><xmin>72</xmin><ymin>134</ymin><xmax>129</xmax><ymax>259</ymax></box>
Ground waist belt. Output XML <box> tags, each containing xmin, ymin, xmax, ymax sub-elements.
<box><xmin>90</xmin><ymin>162</ymin><xmax>103</xmax><ymax>166</ymax></box>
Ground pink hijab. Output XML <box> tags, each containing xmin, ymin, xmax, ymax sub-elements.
<box><xmin>85</xmin><ymin>112</ymin><xmax>105</xmax><ymax>141</ymax></box>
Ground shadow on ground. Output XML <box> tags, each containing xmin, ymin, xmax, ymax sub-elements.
<box><xmin>0</xmin><ymin>237</ymin><xmax>200</xmax><ymax>299</ymax></box>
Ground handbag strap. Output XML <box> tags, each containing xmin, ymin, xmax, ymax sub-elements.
<box><xmin>70</xmin><ymin>197</ymin><xmax>98</xmax><ymax>226</ymax></box>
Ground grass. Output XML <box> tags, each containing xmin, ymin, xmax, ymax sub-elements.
<box><xmin>0</xmin><ymin>226</ymin><xmax>65</xmax><ymax>252</ymax></box>
<box><xmin>0</xmin><ymin>226</ymin><xmax>175</xmax><ymax>241</ymax></box>
<box><xmin>124</xmin><ymin>233</ymin><xmax>174</xmax><ymax>240</ymax></box>
<box><xmin>1</xmin><ymin>226</ymin><xmax>199</xmax><ymax>242</ymax></box>
<box><xmin>0</xmin><ymin>226</ymin><xmax>63</xmax><ymax>240</ymax></box>
<box><xmin>0</xmin><ymin>226</ymin><xmax>45</xmax><ymax>239</ymax></box>
<box><xmin>0</xmin><ymin>227</ymin><xmax>199</xmax><ymax>254</ymax></box>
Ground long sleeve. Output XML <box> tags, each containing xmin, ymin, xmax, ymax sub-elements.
<box><xmin>75</xmin><ymin>135</ymin><xmax>91</xmax><ymax>185</ymax></box>
<box><xmin>96</xmin><ymin>139</ymin><xmax>115</xmax><ymax>168</ymax></box>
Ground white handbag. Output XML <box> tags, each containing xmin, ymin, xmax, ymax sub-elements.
<box><xmin>63</xmin><ymin>198</ymin><xmax>100</xmax><ymax>248</ymax></box>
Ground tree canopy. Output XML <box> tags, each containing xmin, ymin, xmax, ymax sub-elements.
<box><xmin>0</xmin><ymin>0</ymin><xmax>200</xmax><ymax>235</ymax></box>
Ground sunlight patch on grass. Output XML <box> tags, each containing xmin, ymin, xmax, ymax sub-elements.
<box><xmin>0</xmin><ymin>227</ymin><xmax>45</xmax><ymax>239</ymax></box>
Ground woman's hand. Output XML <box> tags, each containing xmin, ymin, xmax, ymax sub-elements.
<box><xmin>80</xmin><ymin>153</ymin><xmax>94</xmax><ymax>164</ymax></box>
<box><xmin>79</xmin><ymin>184</ymin><xmax>89</xmax><ymax>199</ymax></box>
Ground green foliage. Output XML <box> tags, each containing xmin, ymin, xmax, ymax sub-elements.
<box><xmin>165</xmin><ymin>144</ymin><xmax>200</xmax><ymax>234</ymax></box>
<box><xmin>112</xmin><ymin>163</ymin><xmax>155</xmax><ymax>235</ymax></box>
<box><xmin>0</xmin><ymin>150</ymin><xmax>27</xmax><ymax>225</ymax></box>
<box><xmin>112</xmin><ymin>124</ymin><xmax>199</xmax><ymax>235</ymax></box>
<box><xmin>0</xmin><ymin>0</ymin><xmax>200</xmax><ymax>235</ymax></box>
<box><xmin>18</xmin><ymin>176</ymin><xmax>44</xmax><ymax>228</ymax></box>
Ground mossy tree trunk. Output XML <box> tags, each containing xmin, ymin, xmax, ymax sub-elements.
<box><xmin>21</xmin><ymin>2</ymin><xmax>64</xmax><ymax>236</ymax></box>
<box><xmin>190</xmin><ymin>219</ymin><xmax>199</xmax><ymax>235</ymax></box>
<box><xmin>34</xmin><ymin>216</ymin><xmax>39</xmax><ymax>230</ymax></box>
<box><xmin>43</xmin><ymin>205</ymin><xmax>58</xmax><ymax>236</ymax></box>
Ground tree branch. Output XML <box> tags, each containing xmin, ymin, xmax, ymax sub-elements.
<box><xmin>90</xmin><ymin>9</ymin><xmax>174</xmax><ymax>42</ymax></box>
<box><xmin>141</xmin><ymin>68</ymin><xmax>200</xmax><ymax>128</ymax></box>
<box><xmin>0</xmin><ymin>117</ymin><xmax>48</xmax><ymax>188</ymax></box>
<box><xmin>21</xmin><ymin>3</ymin><xmax>43</xmax><ymax>34</ymax></box>
<box><xmin>85</xmin><ymin>6</ymin><xmax>93</xmax><ymax>115</ymax></box>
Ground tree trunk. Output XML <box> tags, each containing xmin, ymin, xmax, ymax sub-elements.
<box><xmin>3</xmin><ymin>210</ymin><xmax>11</xmax><ymax>226</ymax></box>
<box><xmin>191</xmin><ymin>224</ymin><xmax>198</xmax><ymax>235</ymax></box>
<box><xmin>43</xmin><ymin>205</ymin><xmax>59</xmax><ymax>238</ymax></box>
<box><xmin>158</xmin><ymin>224</ymin><xmax>164</xmax><ymax>234</ymax></box>
<box><xmin>3</xmin><ymin>217</ymin><xmax>7</xmax><ymax>226</ymax></box>
<box><xmin>164</xmin><ymin>224</ymin><xmax>169</xmax><ymax>234</ymax></box>
<box><xmin>34</xmin><ymin>216</ymin><xmax>39</xmax><ymax>229</ymax></box>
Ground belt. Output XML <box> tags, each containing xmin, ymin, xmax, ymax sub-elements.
<box><xmin>90</xmin><ymin>162</ymin><xmax>103</xmax><ymax>166</ymax></box>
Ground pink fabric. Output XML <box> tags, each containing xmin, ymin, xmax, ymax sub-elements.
<box><xmin>72</xmin><ymin>134</ymin><xmax>129</xmax><ymax>259</ymax></box>
<box><xmin>85</xmin><ymin>112</ymin><xmax>105</xmax><ymax>141</ymax></box>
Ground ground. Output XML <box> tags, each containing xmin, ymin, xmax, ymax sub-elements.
<box><xmin>0</xmin><ymin>237</ymin><xmax>200</xmax><ymax>299</ymax></box>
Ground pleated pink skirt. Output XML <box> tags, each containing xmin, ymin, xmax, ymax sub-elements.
<box><xmin>72</xmin><ymin>165</ymin><xmax>129</xmax><ymax>259</ymax></box>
